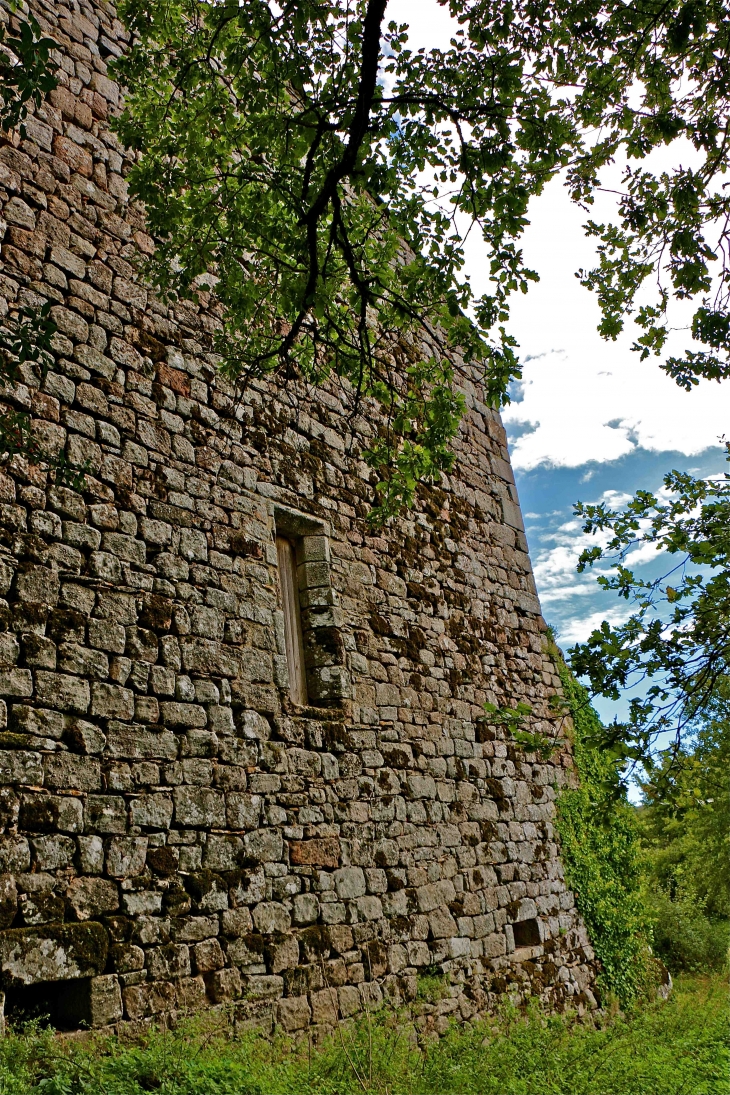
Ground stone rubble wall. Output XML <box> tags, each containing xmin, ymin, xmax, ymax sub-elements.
<box><xmin>0</xmin><ymin>0</ymin><xmax>598</xmax><ymax>1036</ymax></box>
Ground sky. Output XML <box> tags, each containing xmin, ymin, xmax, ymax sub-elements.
<box><xmin>387</xmin><ymin>0</ymin><xmax>730</xmax><ymax>725</ymax></box>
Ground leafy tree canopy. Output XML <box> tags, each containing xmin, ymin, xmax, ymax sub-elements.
<box><xmin>113</xmin><ymin>0</ymin><xmax>730</xmax><ymax>518</ymax></box>
<box><xmin>570</xmin><ymin>441</ymin><xmax>730</xmax><ymax>776</ymax></box>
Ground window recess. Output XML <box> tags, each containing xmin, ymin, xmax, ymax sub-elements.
<box><xmin>276</xmin><ymin>535</ymin><xmax>308</xmax><ymax>706</ymax></box>
<box><xmin>273</xmin><ymin>505</ymin><xmax>350</xmax><ymax>707</ymax></box>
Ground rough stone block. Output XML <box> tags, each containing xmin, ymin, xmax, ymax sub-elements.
<box><xmin>277</xmin><ymin>994</ymin><xmax>310</xmax><ymax>1031</ymax></box>
<box><xmin>160</xmin><ymin>702</ymin><xmax>207</xmax><ymax>729</ymax></box>
<box><xmin>333</xmin><ymin>867</ymin><xmax>366</xmax><ymax>900</ymax></box>
<box><xmin>123</xmin><ymin>891</ymin><xmax>163</xmax><ymax>916</ymax></box>
<box><xmin>221</xmin><ymin>908</ymin><xmax>254</xmax><ymax>938</ymax></box>
<box><xmin>0</xmin><ymin>922</ymin><xmax>108</xmax><ymax>986</ymax></box>
<box><xmin>45</xmin><ymin>754</ymin><xmax>102</xmax><ymax>792</ymax></box>
<box><xmin>292</xmin><ymin>893</ymin><xmax>320</xmax><ymax>926</ymax></box>
<box><xmin>91</xmin><ymin>683</ymin><xmax>135</xmax><ymax>720</ymax></box>
<box><xmin>174</xmin><ymin>787</ymin><xmax>225</xmax><ymax>829</ymax></box>
<box><xmin>206</xmin><ymin>966</ymin><xmax>242</xmax><ymax>1003</ymax></box>
<box><xmin>243</xmin><ymin>828</ymin><xmax>283</xmax><ymax>863</ymax></box>
<box><xmin>0</xmin><ymin>874</ymin><xmax>17</xmax><ymax>930</ymax></box>
<box><xmin>177</xmin><ymin>974</ymin><xmax>208</xmax><ymax>1012</ymax></box>
<box><xmin>225</xmin><ymin>793</ymin><xmax>261</xmax><ymax>830</ymax></box>
<box><xmin>10</xmin><ymin>706</ymin><xmax>64</xmax><ymax>740</ymax></box>
<box><xmin>19</xmin><ymin>793</ymin><xmax>82</xmax><ymax>833</ymax></box>
<box><xmin>0</xmin><ymin>836</ymin><xmax>30</xmax><ymax>873</ymax></box>
<box><xmin>266</xmin><ymin>935</ymin><xmax>299</xmax><ymax>974</ymax></box>
<box><xmin>58</xmin><ymin>643</ymin><xmax>109</xmax><ymax>680</ymax></box>
<box><xmin>193</xmin><ymin>939</ymin><xmax>225</xmax><ymax>974</ymax></box>
<box><xmin>0</xmin><ymin>670</ymin><xmax>33</xmax><ymax>698</ymax></box>
<box><xmin>310</xmin><ymin>987</ymin><xmax>338</xmax><ymax>1026</ymax></box>
<box><xmin>203</xmin><ymin>834</ymin><xmax>243</xmax><ymax>871</ymax></box>
<box><xmin>147</xmin><ymin>944</ymin><xmax>191</xmax><ymax>981</ymax></box>
<box><xmin>66</xmin><ymin>877</ymin><xmax>119</xmax><ymax>920</ymax></box>
<box><xmin>252</xmin><ymin>902</ymin><xmax>291</xmax><ymax>934</ymax></box>
<box><xmin>88</xmin><ymin>618</ymin><xmax>126</xmax><ymax>654</ymax></box>
<box><xmin>35</xmin><ymin>671</ymin><xmax>90</xmax><ymax>713</ymax></box>
<box><xmin>428</xmin><ymin>906</ymin><xmax>459</xmax><ymax>939</ymax></box>
<box><xmin>106</xmin><ymin>725</ymin><xmax>178</xmax><ymax>761</ymax></box>
<box><xmin>179</xmin><ymin>529</ymin><xmax>208</xmax><ymax>562</ymax></box>
<box><xmin>290</xmin><ymin>837</ymin><xmax>340</xmax><ymax>869</ymax></box>
<box><xmin>85</xmin><ymin>795</ymin><xmax>128</xmax><ymax>834</ymax></box>
<box><xmin>0</xmin><ymin>751</ymin><xmax>43</xmax><ymax>786</ymax></box>
<box><xmin>129</xmin><ymin>794</ymin><xmax>173</xmax><ymax>830</ymax></box>
<box><xmin>87</xmin><ymin>974</ymin><xmax>124</xmax><ymax>1027</ymax></box>
<box><xmin>180</xmin><ymin>638</ymin><xmax>240</xmax><ymax>679</ymax></box>
<box><xmin>416</xmin><ymin>880</ymin><xmax>456</xmax><ymax>914</ymax></box>
<box><xmin>106</xmin><ymin>837</ymin><xmax>148</xmax><ymax>878</ymax></box>
<box><xmin>77</xmin><ymin>835</ymin><xmax>105</xmax><ymax>875</ymax></box>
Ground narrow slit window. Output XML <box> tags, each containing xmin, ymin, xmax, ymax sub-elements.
<box><xmin>276</xmin><ymin>536</ymin><xmax>308</xmax><ymax>705</ymax></box>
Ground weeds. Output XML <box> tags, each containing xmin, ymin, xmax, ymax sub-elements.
<box><xmin>0</xmin><ymin>974</ymin><xmax>724</xmax><ymax>1095</ymax></box>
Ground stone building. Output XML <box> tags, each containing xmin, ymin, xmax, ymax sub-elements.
<box><xmin>0</xmin><ymin>0</ymin><xmax>597</xmax><ymax>1035</ymax></box>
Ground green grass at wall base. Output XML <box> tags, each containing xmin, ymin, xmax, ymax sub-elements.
<box><xmin>0</xmin><ymin>975</ymin><xmax>725</xmax><ymax>1095</ymax></box>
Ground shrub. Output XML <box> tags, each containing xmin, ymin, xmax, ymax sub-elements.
<box><xmin>649</xmin><ymin>890</ymin><xmax>730</xmax><ymax>973</ymax></box>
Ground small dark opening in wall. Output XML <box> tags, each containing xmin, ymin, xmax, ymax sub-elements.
<box><xmin>4</xmin><ymin>978</ymin><xmax>92</xmax><ymax>1031</ymax></box>
<box><xmin>512</xmin><ymin>918</ymin><xmax>541</xmax><ymax>947</ymax></box>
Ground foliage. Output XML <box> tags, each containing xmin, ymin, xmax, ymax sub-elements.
<box><xmin>112</xmin><ymin>0</ymin><xmax>551</xmax><ymax>519</ymax></box>
<box><xmin>646</xmin><ymin>890</ymin><xmax>729</xmax><ymax>973</ymax></box>
<box><xmin>0</xmin><ymin>975</ymin><xmax>725</xmax><ymax>1095</ymax></box>
<box><xmin>0</xmin><ymin>5</ymin><xmax>57</xmax><ymax>136</ymax></box>
<box><xmin>635</xmin><ymin>678</ymin><xmax>730</xmax><ymax>972</ymax></box>
<box><xmin>570</xmin><ymin>441</ymin><xmax>730</xmax><ymax>774</ymax></box>
<box><xmin>551</xmin><ymin>644</ymin><xmax>655</xmax><ymax>1006</ymax></box>
<box><xmin>112</xmin><ymin>0</ymin><xmax>730</xmax><ymax>519</ymax></box>
<box><xmin>554</xmin><ymin>0</ymin><xmax>730</xmax><ymax>389</ymax></box>
<box><xmin>0</xmin><ymin>11</ymin><xmax>85</xmax><ymax>488</ymax></box>
<box><xmin>639</xmin><ymin>677</ymin><xmax>730</xmax><ymax>916</ymax></box>
<box><xmin>480</xmin><ymin>699</ymin><xmax>563</xmax><ymax>758</ymax></box>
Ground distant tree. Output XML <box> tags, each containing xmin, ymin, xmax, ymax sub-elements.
<box><xmin>635</xmin><ymin>678</ymin><xmax>730</xmax><ymax>971</ymax></box>
<box><xmin>639</xmin><ymin>678</ymin><xmax>730</xmax><ymax>921</ymax></box>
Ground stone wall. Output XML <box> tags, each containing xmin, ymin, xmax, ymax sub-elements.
<box><xmin>0</xmin><ymin>0</ymin><xmax>598</xmax><ymax>1036</ymax></box>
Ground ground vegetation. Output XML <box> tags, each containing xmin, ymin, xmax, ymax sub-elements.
<box><xmin>0</xmin><ymin>974</ymin><xmax>724</xmax><ymax>1095</ymax></box>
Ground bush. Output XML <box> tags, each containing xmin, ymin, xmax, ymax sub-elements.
<box><xmin>649</xmin><ymin>890</ymin><xmax>730</xmax><ymax>973</ymax></box>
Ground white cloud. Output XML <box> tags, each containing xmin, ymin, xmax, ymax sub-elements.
<box><xmin>501</xmin><ymin>174</ymin><xmax>730</xmax><ymax>470</ymax></box>
<box><xmin>503</xmin><ymin>338</ymin><xmax>730</xmax><ymax>471</ymax></box>
<box><xmin>529</xmin><ymin>517</ymin><xmax>608</xmax><ymax>606</ymax></box>
<box><xmin>557</xmin><ymin>607</ymin><xmax>634</xmax><ymax>645</ymax></box>
<box><xmin>624</xmin><ymin>540</ymin><xmax>667</xmax><ymax>566</ymax></box>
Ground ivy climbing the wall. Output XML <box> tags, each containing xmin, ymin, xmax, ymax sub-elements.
<box><xmin>551</xmin><ymin>641</ymin><xmax>657</xmax><ymax>1007</ymax></box>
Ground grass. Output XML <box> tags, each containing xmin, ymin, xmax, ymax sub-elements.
<box><xmin>0</xmin><ymin>974</ymin><xmax>726</xmax><ymax>1095</ymax></box>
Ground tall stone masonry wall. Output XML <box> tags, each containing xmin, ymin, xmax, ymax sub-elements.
<box><xmin>0</xmin><ymin>0</ymin><xmax>598</xmax><ymax>1035</ymax></box>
